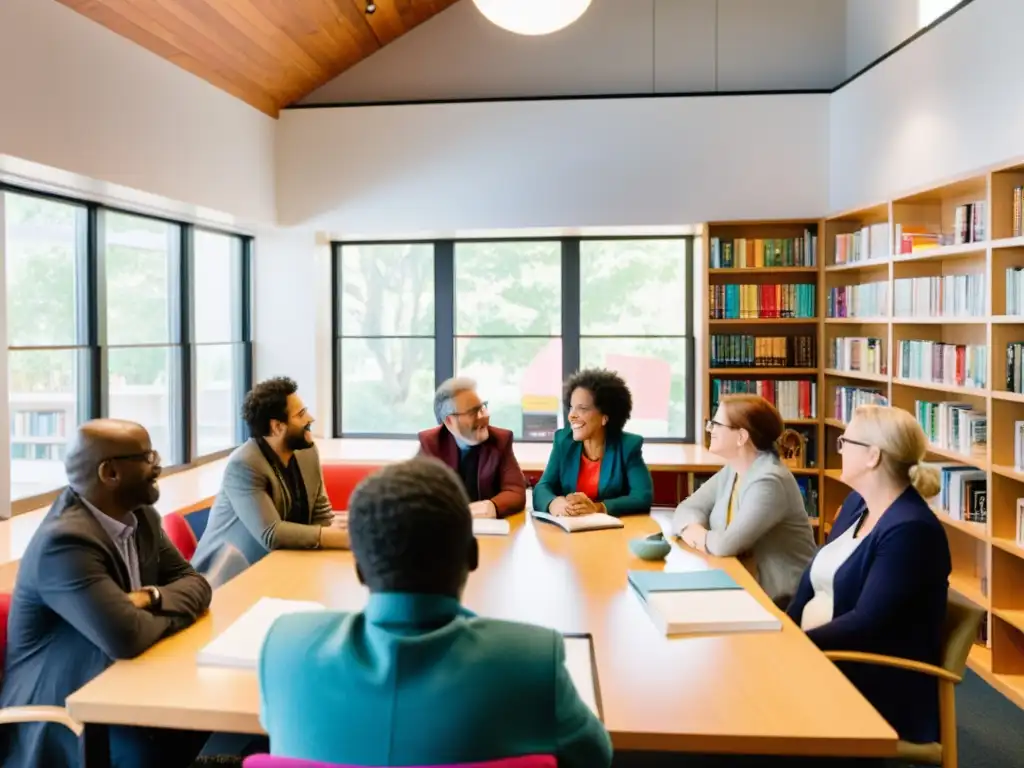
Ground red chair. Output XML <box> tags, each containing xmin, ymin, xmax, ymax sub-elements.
<box><xmin>163</xmin><ymin>511</ymin><xmax>199</xmax><ymax>560</ymax></box>
<box><xmin>244</xmin><ymin>755</ymin><xmax>556</xmax><ymax>768</ymax></box>
<box><xmin>322</xmin><ymin>464</ymin><xmax>384</xmax><ymax>511</ymax></box>
<box><xmin>0</xmin><ymin>593</ymin><xmax>82</xmax><ymax>735</ymax></box>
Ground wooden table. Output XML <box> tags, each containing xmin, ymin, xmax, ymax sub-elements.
<box><xmin>67</xmin><ymin>513</ymin><xmax>895</xmax><ymax>761</ymax></box>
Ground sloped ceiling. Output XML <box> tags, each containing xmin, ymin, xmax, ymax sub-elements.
<box><xmin>55</xmin><ymin>0</ymin><xmax>460</xmax><ymax>117</ymax></box>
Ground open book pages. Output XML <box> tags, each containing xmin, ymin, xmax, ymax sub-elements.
<box><xmin>563</xmin><ymin>635</ymin><xmax>601</xmax><ymax>720</ymax></box>
<box><xmin>531</xmin><ymin>511</ymin><xmax>625</xmax><ymax>532</ymax></box>
<box><xmin>197</xmin><ymin>598</ymin><xmax>326</xmax><ymax>669</ymax></box>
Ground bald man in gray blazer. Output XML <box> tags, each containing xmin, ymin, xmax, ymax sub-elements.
<box><xmin>192</xmin><ymin>377</ymin><xmax>348</xmax><ymax>575</ymax></box>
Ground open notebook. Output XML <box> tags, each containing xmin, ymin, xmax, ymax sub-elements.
<box><xmin>628</xmin><ymin>569</ymin><xmax>781</xmax><ymax>636</ymax></box>
<box><xmin>562</xmin><ymin>634</ymin><xmax>602</xmax><ymax>721</ymax></box>
<box><xmin>531</xmin><ymin>511</ymin><xmax>624</xmax><ymax>533</ymax></box>
<box><xmin>472</xmin><ymin>518</ymin><xmax>511</xmax><ymax>536</ymax></box>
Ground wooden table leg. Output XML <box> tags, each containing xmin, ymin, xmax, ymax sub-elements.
<box><xmin>80</xmin><ymin>723</ymin><xmax>111</xmax><ymax>768</ymax></box>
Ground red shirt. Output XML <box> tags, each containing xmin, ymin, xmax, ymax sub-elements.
<box><xmin>576</xmin><ymin>454</ymin><xmax>602</xmax><ymax>500</ymax></box>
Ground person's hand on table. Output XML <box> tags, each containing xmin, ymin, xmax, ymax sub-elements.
<box><xmin>680</xmin><ymin>523</ymin><xmax>709</xmax><ymax>552</ymax></box>
<box><xmin>469</xmin><ymin>500</ymin><xmax>497</xmax><ymax>519</ymax></box>
<box><xmin>332</xmin><ymin>511</ymin><xmax>348</xmax><ymax>530</ymax></box>
<box><xmin>565</xmin><ymin>492</ymin><xmax>603</xmax><ymax>516</ymax></box>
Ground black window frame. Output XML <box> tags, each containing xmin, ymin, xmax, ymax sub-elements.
<box><xmin>332</xmin><ymin>235</ymin><xmax>695</xmax><ymax>444</ymax></box>
<box><xmin>2</xmin><ymin>183</ymin><xmax>253</xmax><ymax>515</ymax></box>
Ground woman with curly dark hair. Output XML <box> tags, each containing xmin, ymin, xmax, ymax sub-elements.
<box><xmin>531</xmin><ymin>368</ymin><xmax>653</xmax><ymax>517</ymax></box>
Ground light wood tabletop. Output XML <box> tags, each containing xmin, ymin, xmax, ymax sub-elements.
<box><xmin>66</xmin><ymin>513</ymin><xmax>895</xmax><ymax>758</ymax></box>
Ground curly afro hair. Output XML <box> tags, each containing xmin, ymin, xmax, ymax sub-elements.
<box><xmin>348</xmin><ymin>457</ymin><xmax>475</xmax><ymax>595</ymax></box>
<box><xmin>563</xmin><ymin>368</ymin><xmax>633</xmax><ymax>435</ymax></box>
<box><xmin>242</xmin><ymin>376</ymin><xmax>298</xmax><ymax>438</ymax></box>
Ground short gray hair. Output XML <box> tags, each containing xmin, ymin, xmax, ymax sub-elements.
<box><xmin>434</xmin><ymin>377</ymin><xmax>477</xmax><ymax>424</ymax></box>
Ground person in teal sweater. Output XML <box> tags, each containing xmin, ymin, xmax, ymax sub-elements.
<box><xmin>532</xmin><ymin>368</ymin><xmax>653</xmax><ymax>517</ymax></box>
<box><xmin>258</xmin><ymin>457</ymin><xmax>612</xmax><ymax>767</ymax></box>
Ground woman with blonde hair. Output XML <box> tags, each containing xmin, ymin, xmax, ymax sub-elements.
<box><xmin>787</xmin><ymin>404</ymin><xmax>951</xmax><ymax>746</ymax></box>
<box><xmin>671</xmin><ymin>394</ymin><xmax>816</xmax><ymax>608</ymax></box>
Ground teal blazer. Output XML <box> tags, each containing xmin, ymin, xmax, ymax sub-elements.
<box><xmin>532</xmin><ymin>428</ymin><xmax>653</xmax><ymax>517</ymax></box>
<box><xmin>259</xmin><ymin>593</ymin><xmax>612</xmax><ymax>767</ymax></box>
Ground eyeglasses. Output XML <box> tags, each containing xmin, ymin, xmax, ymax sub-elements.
<box><xmin>453</xmin><ymin>402</ymin><xmax>488</xmax><ymax>419</ymax></box>
<box><xmin>705</xmin><ymin>419</ymin><xmax>738</xmax><ymax>433</ymax></box>
<box><xmin>836</xmin><ymin>436</ymin><xmax>872</xmax><ymax>453</ymax></box>
<box><xmin>105</xmin><ymin>450</ymin><xmax>161</xmax><ymax>465</ymax></box>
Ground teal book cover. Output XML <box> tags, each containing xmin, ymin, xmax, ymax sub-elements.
<box><xmin>627</xmin><ymin>569</ymin><xmax>740</xmax><ymax>599</ymax></box>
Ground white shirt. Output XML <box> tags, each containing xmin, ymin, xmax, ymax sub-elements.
<box><xmin>800</xmin><ymin>518</ymin><xmax>867</xmax><ymax>632</ymax></box>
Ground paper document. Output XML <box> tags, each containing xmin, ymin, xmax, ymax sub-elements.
<box><xmin>473</xmin><ymin>518</ymin><xmax>511</xmax><ymax>536</ymax></box>
<box><xmin>197</xmin><ymin>597</ymin><xmax>326</xmax><ymax>669</ymax></box>
<box><xmin>563</xmin><ymin>635</ymin><xmax>602</xmax><ymax>720</ymax></box>
<box><xmin>638</xmin><ymin>588</ymin><xmax>782</xmax><ymax>636</ymax></box>
<box><xmin>532</xmin><ymin>511</ymin><xmax>624</xmax><ymax>533</ymax></box>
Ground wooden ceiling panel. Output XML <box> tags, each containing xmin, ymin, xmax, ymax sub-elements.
<box><xmin>56</xmin><ymin>0</ymin><xmax>461</xmax><ymax>116</ymax></box>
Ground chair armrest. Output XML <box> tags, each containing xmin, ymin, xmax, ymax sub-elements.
<box><xmin>0</xmin><ymin>705</ymin><xmax>83</xmax><ymax>736</ymax></box>
<box><xmin>824</xmin><ymin>650</ymin><xmax>961</xmax><ymax>683</ymax></box>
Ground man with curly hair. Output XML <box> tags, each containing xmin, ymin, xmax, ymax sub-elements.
<box><xmin>192</xmin><ymin>377</ymin><xmax>349</xmax><ymax>576</ymax></box>
<box><xmin>258</xmin><ymin>457</ymin><xmax>612</xmax><ymax>767</ymax></box>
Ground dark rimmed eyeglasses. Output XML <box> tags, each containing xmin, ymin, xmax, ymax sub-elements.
<box><xmin>453</xmin><ymin>401</ymin><xmax>488</xmax><ymax>419</ymax></box>
<box><xmin>104</xmin><ymin>450</ymin><xmax>161</xmax><ymax>466</ymax></box>
<box><xmin>836</xmin><ymin>436</ymin><xmax>872</xmax><ymax>453</ymax></box>
<box><xmin>705</xmin><ymin>419</ymin><xmax>738</xmax><ymax>434</ymax></box>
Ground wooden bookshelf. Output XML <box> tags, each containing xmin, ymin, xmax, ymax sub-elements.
<box><xmin>702</xmin><ymin>220</ymin><xmax>825</xmax><ymax>539</ymax></box>
<box><xmin>808</xmin><ymin>159</ymin><xmax>1024</xmax><ymax>711</ymax></box>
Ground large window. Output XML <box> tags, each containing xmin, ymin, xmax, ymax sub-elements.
<box><xmin>333</xmin><ymin>237</ymin><xmax>695</xmax><ymax>441</ymax></box>
<box><xmin>3</xmin><ymin>188</ymin><xmax>252</xmax><ymax>507</ymax></box>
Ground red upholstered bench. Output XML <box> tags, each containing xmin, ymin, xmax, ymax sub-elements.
<box><xmin>322</xmin><ymin>463</ymin><xmax>384</xmax><ymax>511</ymax></box>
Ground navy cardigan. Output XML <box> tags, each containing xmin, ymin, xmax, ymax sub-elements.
<box><xmin>787</xmin><ymin>487</ymin><xmax>951</xmax><ymax>744</ymax></box>
<box><xmin>531</xmin><ymin>428</ymin><xmax>653</xmax><ymax>517</ymax></box>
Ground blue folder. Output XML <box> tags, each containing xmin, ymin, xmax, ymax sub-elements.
<box><xmin>628</xmin><ymin>569</ymin><xmax>740</xmax><ymax>600</ymax></box>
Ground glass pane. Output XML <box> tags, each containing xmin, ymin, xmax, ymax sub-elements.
<box><xmin>339</xmin><ymin>244</ymin><xmax>433</xmax><ymax>337</ymax></box>
<box><xmin>193</xmin><ymin>230</ymin><xmax>242</xmax><ymax>343</ymax></box>
<box><xmin>195</xmin><ymin>344</ymin><xmax>243</xmax><ymax>456</ymax></box>
<box><xmin>107</xmin><ymin>346</ymin><xmax>175</xmax><ymax>462</ymax></box>
<box><xmin>9</xmin><ymin>349</ymin><xmax>83</xmax><ymax>500</ymax></box>
<box><xmin>340</xmin><ymin>338</ymin><xmax>434</xmax><ymax>435</ymax></box>
<box><xmin>4</xmin><ymin>192</ymin><xmax>82</xmax><ymax>347</ymax></box>
<box><xmin>456</xmin><ymin>337</ymin><xmax>563</xmax><ymax>440</ymax></box>
<box><xmin>105</xmin><ymin>212</ymin><xmax>175</xmax><ymax>345</ymax></box>
<box><xmin>579</xmin><ymin>337</ymin><xmax>691</xmax><ymax>438</ymax></box>
<box><xmin>455</xmin><ymin>242</ymin><xmax>561</xmax><ymax>335</ymax></box>
<box><xmin>580</xmin><ymin>240</ymin><xmax>688</xmax><ymax>335</ymax></box>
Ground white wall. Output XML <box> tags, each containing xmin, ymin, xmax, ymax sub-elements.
<box><xmin>830</xmin><ymin>0</ymin><xmax>1024</xmax><ymax>211</ymax></box>
<box><xmin>0</xmin><ymin>0</ymin><xmax>276</xmax><ymax>228</ymax></box>
<box><xmin>844</xmin><ymin>0</ymin><xmax>919</xmax><ymax>77</ymax></box>
<box><xmin>0</xmin><ymin>196</ymin><xmax>11</xmax><ymax>519</ymax></box>
<box><xmin>252</xmin><ymin>228</ymin><xmax>334</xmax><ymax>435</ymax></box>
<box><xmin>277</xmin><ymin>94</ymin><xmax>830</xmax><ymax>236</ymax></box>
<box><xmin>300</xmin><ymin>0</ymin><xmax>846</xmax><ymax>105</ymax></box>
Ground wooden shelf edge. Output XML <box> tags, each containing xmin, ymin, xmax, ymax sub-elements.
<box><xmin>933</xmin><ymin>511</ymin><xmax>988</xmax><ymax>542</ymax></box>
<box><xmin>824</xmin><ymin>317</ymin><xmax>890</xmax><ymax>324</ymax></box>
<box><xmin>891</xmin><ymin>242</ymin><xmax>987</xmax><ymax>263</ymax></box>
<box><xmin>991</xmin><ymin>536</ymin><xmax>1024</xmax><ymax>560</ymax></box>
<box><xmin>923</xmin><ymin>443</ymin><xmax>988</xmax><ymax>469</ymax></box>
<box><xmin>708</xmin><ymin>267</ymin><xmax>818</xmax><ymax>274</ymax></box>
<box><xmin>709</xmin><ymin>368</ymin><xmax>818</xmax><ymax>375</ymax></box>
<box><xmin>825</xmin><ymin>260</ymin><xmax>890</xmax><ymax>272</ymax></box>
<box><xmin>967</xmin><ymin>649</ymin><xmax>1024</xmax><ymax>711</ymax></box>
<box><xmin>892</xmin><ymin>379</ymin><xmax>988</xmax><ymax>397</ymax></box>
<box><xmin>823</xmin><ymin>369</ymin><xmax>889</xmax><ymax>383</ymax></box>
<box><xmin>948</xmin><ymin>574</ymin><xmax>989</xmax><ymax>609</ymax></box>
<box><xmin>992</xmin><ymin>608</ymin><xmax>1024</xmax><ymax>636</ymax></box>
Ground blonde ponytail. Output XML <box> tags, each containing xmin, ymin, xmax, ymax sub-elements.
<box><xmin>908</xmin><ymin>462</ymin><xmax>941</xmax><ymax>499</ymax></box>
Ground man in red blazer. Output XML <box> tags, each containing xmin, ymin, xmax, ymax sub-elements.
<box><xmin>417</xmin><ymin>378</ymin><xmax>526</xmax><ymax>518</ymax></box>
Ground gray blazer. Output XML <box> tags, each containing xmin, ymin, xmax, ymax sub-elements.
<box><xmin>671</xmin><ymin>451</ymin><xmax>816</xmax><ymax>605</ymax></box>
<box><xmin>191</xmin><ymin>439</ymin><xmax>334</xmax><ymax>575</ymax></box>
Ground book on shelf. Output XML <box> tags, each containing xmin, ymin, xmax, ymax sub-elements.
<box><xmin>708</xmin><ymin>284</ymin><xmax>816</xmax><ymax>319</ymax></box>
<box><xmin>826</xmin><ymin>282</ymin><xmax>889</xmax><ymax>318</ymax></box>
<box><xmin>531</xmin><ymin>511</ymin><xmax>624</xmax><ymax>533</ymax></box>
<box><xmin>710</xmin><ymin>334</ymin><xmax>815</xmax><ymax>368</ymax></box>
<box><xmin>833</xmin><ymin>223</ymin><xmax>890</xmax><ymax>265</ymax></box>
<box><xmin>711</xmin><ymin>379</ymin><xmax>816</xmax><ymax>420</ymax></box>
<box><xmin>935</xmin><ymin>465</ymin><xmax>987</xmax><ymax>523</ymax></box>
<box><xmin>829</xmin><ymin>337</ymin><xmax>885</xmax><ymax>375</ymax></box>
<box><xmin>893</xmin><ymin>274</ymin><xmax>985</xmax><ymax>318</ymax></box>
<box><xmin>953</xmin><ymin>200</ymin><xmax>987</xmax><ymax>244</ymax></box>
<box><xmin>833</xmin><ymin>387</ymin><xmax>888</xmax><ymax>423</ymax></box>
<box><xmin>915</xmin><ymin>401</ymin><xmax>987</xmax><ymax>457</ymax></box>
<box><xmin>709</xmin><ymin>233</ymin><xmax>817</xmax><ymax>269</ymax></box>
<box><xmin>894</xmin><ymin>203</ymin><xmax>985</xmax><ymax>251</ymax></box>
<box><xmin>897</xmin><ymin>340</ymin><xmax>987</xmax><ymax>390</ymax></box>
<box><xmin>1006</xmin><ymin>267</ymin><xmax>1024</xmax><ymax>315</ymax></box>
<box><xmin>1012</xmin><ymin>421</ymin><xmax>1024</xmax><ymax>471</ymax></box>
<box><xmin>1014</xmin><ymin>185</ymin><xmax>1024</xmax><ymax>238</ymax></box>
<box><xmin>1016</xmin><ymin>499</ymin><xmax>1024</xmax><ymax>546</ymax></box>
<box><xmin>796</xmin><ymin>476</ymin><xmax>819</xmax><ymax>518</ymax></box>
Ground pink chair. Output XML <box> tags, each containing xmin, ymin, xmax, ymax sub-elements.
<box><xmin>243</xmin><ymin>755</ymin><xmax>556</xmax><ymax>768</ymax></box>
<box><xmin>163</xmin><ymin>511</ymin><xmax>199</xmax><ymax>560</ymax></box>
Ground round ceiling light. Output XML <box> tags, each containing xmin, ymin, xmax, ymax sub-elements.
<box><xmin>472</xmin><ymin>0</ymin><xmax>592</xmax><ymax>36</ymax></box>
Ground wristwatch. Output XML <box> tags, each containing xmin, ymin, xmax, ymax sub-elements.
<box><xmin>144</xmin><ymin>585</ymin><xmax>162</xmax><ymax>610</ymax></box>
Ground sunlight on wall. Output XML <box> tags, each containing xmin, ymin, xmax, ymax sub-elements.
<box><xmin>918</xmin><ymin>0</ymin><xmax>961</xmax><ymax>28</ymax></box>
